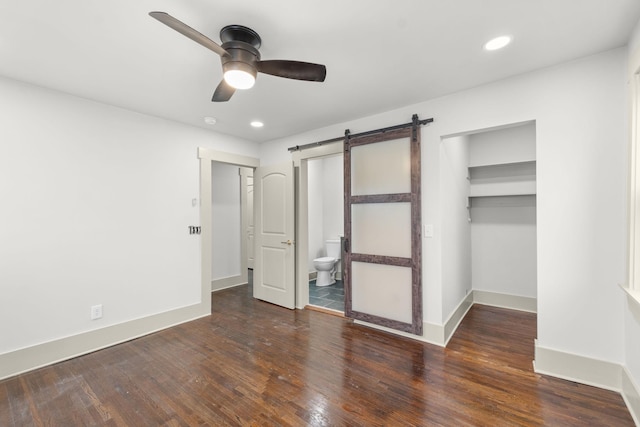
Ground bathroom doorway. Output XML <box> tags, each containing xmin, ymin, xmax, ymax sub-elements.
<box><xmin>307</xmin><ymin>154</ymin><xmax>344</xmax><ymax>311</ymax></box>
<box><xmin>292</xmin><ymin>141</ymin><xmax>344</xmax><ymax>311</ymax></box>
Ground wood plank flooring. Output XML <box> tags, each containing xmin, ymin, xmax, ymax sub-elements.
<box><xmin>0</xmin><ymin>285</ymin><xmax>634</xmax><ymax>426</ymax></box>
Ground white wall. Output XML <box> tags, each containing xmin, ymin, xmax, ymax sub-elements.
<box><xmin>261</xmin><ymin>48</ymin><xmax>627</xmax><ymax>365</ymax></box>
<box><xmin>471</xmin><ymin>196</ymin><xmax>537</xmax><ymax>298</ymax></box>
<box><xmin>322</xmin><ymin>155</ymin><xmax>344</xmax><ymax>242</ymax></box>
<box><xmin>626</xmin><ymin>17</ymin><xmax>640</xmax><ymax>408</ymax></box>
<box><xmin>468</xmin><ymin>123</ymin><xmax>536</xmax><ymax>166</ymax></box>
<box><xmin>308</xmin><ymin>158</ymin><xmax>324</xmax><ymax>267</ymax></box>
<box><xmin>440</xmin><ymin>136</ymin><xmax>472</xmax><ymax>319</ymax></box>
<box><xmin>0</xmin><ymin>76</ymin><xmax>258</xmax><ymax>356</ymax></box>
<box><xmin>211</xmin><ymin>162</ymin><xmax>241</xmax><ymax>280</ymax></box>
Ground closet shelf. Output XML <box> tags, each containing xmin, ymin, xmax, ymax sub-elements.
<box><xmin>468</xmin><ymin>159</ymin><xmax>536</xmax><ymax>169</ymax></box>
<box><xmin>469</xmin><ymin>182</ymin><xmax>536</xmax><ymax>197</ymax></box>
<box><xmin>468</xmin><ymin>160</ymin><xmax>536</xmax><ymax>198</ymax></box>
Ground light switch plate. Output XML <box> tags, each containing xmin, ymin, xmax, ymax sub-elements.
<box><xmin>424</xmin><ymin>224</ymin><xmax>434</xmax><ymax>238</ymax></box>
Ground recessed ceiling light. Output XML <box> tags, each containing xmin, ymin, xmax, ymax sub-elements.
<box><xmin>484</xmin><ymin>35</ymin><xmax>512</xmax><ymax>51</ymax></box>
<box><xmin>250</xmin><ymin>121</ymin><xmax>264</xmax><ymax>128</ymax></box>
<box><xmin>203</xmin><ymin>116</ymin><xmax>217</xmax><ymax>125</ymax></box>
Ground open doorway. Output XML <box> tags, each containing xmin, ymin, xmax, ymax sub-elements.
<box><xmin>198</xmin><ymin>148</ymin><xmax>259</xmax><ymax>313</ymax></box>
<box><xmin>439</xmin><ymin>121</ymin><xmax>537</xmax><ymax>332</ymax></box>
<box><xmin>210</xmin><ymin>161</ymin><xmax>247</xmax><ymax>291</ymax></box>
<box><xmin>307</xmin><ymin>154</ymin><xmax>344</xmax><ymax>311</ymax></box>
<box><xmin>292</xmin><ymin>141</ymin><xmax>343</xmax><ymax>310</ymax></box>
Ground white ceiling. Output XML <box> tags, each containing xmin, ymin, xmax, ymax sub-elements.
<box><xmin>1</xmin><ymin>0</ymin><xmax>639</xmax><ymax>142</ymax></box>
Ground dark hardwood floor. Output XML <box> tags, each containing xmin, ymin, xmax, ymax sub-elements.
<box><xmin>1</xmin><ymin>285</ymin><xmax>634</xmax><ymax>426</ymax></box>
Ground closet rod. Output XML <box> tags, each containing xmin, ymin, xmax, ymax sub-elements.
<box><xmin>287</xmin><ymin>116</ymin><xmax>433</xmax><ymax>152</ymax></box>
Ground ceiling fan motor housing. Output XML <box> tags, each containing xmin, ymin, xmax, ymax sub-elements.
<box><xmin>220</xmin><ymin>40</ymin><xmax>261</xmax><ymax>81</ymax></box>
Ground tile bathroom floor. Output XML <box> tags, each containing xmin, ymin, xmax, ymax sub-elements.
<box><xmin>309</xmin><ymin>279</ymin><xmax>344</xmax><ymax>311</ymax></box>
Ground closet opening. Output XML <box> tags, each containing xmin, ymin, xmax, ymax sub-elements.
<box><xmin>440</xmin><ymin>121</ymin><xmax>537</xmax><ymax>339</ymax></box>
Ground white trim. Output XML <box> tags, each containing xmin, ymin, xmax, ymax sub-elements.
<box><xmin>354</xmin><ymin>319</ymin><xmax>447</xmax><ymax>347</ymax></box>
<box><xmin>238</xmin><ymin>168</ymin><xmax>250</xmax><ymax>285</ymax></box>
<box><xmin>211</xmin><ymin>275</ymin><xmax>247</xmax><ymax>292</ymax></box>
<box><xmin>292</xmin><ymin>142</ymin><xmax>343</xmax><ymax>166</ymax></box>
<box><xmin>0</xmin><ymin>304</ymin><xmax>207</xmax><ymax>381</ymax></box>
<box><xmin>621</xmin><ymin>283</ymin><xmax>640</xmax><ymax>308</ymax></box>
<box><xmin>473</xmin><ymin>290</ymin><xmax>537</xmax><ymax>313</ymax></box>
<box><xmin>443</xmin><ymin>292</ymin><xmax>474</xmax><ymax>345</ymax></box>
<box><xmin>353</xmin><ymin>293</ymin><xmax>472</xmax><ymax>347</ymax></box>
<box><xmin>440</xmin><ymin>120</ymin><xmax>536</xmax><ymax>140</ymax></box>
<box><xmin>533</xmin><ymin>342</ymin><xmax>622</xmax><ymax>392</ymax></box>
<box><xmin>198</xmin><ymin>147</ymin><xmax>259</xmax><ymax>168</ymax></box>
<box><xmin>628</xmin><ymin>45</ymin><xmax>640</xmax><ymax>292</ymax></box>
<box><xmin>199</xmin><ymin>154</ymin><xmax>213</xmax><ymax>315</ymax></box>
<box><xmin>622</xmin><ymin>366</ymin><xmax>640</xmax><ymax>426</ymax></box>
<box><xmin>354</xmin><ymin>291</ymin><xmax>529</xmax><ymax>347</ymax></box>
<box><xmin>296</xmin><ymin>160</ymin><xmax>310</xmax><ymax>309</ymax></box>
<box><xmin>533</xmin><ymin>343</ymin><xmax>640</xmax><ymax>421</ymax></box>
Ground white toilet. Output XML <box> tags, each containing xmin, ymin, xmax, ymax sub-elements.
<box><xmin>313</xmin><ymin>239</ymin><xmax>341</xmax><ymax>287</ymax></box>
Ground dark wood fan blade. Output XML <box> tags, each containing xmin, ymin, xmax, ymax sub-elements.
<box><xmin>149</xmin><ymin>11</ymin><xmax>228</xmax><ymax>57</ymax></box>
<box><xmin>257</xmin><ymin>60</ymin><xmax>326</xmax><ymax>82</ymax></box>
<box><xmin>212</xmin><ymin>80</ymin><xmax>235</xmax><ymax>102</ymax></box>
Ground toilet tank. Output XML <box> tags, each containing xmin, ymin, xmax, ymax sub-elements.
<box><xmin>326</xmin><ymin>239</ymin><xmax>341</xmax><ymax>259</ymax></box>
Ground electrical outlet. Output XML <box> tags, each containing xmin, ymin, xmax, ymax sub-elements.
<box><xmin>90</xmin><ymin>304</ymin><xmax>103</xmax><ymax>320</ymax></box>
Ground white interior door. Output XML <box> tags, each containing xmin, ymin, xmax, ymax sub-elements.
<box><xmin>254</xmin><ymin>162</ymin><xmax>295</xmax><ymax>309</ymax></box>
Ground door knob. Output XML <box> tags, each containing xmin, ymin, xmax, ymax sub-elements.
<box><xmin>281</xmin><ymin>239</ymin><xmax>293</xmax><ymax>245</ymax></box>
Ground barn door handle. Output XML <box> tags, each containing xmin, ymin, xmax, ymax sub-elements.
<box><xmin>343</xmin><ymin>238</ymin><xmax>349</xmax><ymax>253</ymax></box>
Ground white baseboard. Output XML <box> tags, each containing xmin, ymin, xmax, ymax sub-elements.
<box><xmin>444</xmin><ymin>292</ymin><xmax>474</xmax><ymax>345</ymax></box>
<box><xmin>622</xmin><ymin>366</ymin><xmax>640</xmax><ymax>426</ymax></box>
<box><xmin>354</xmin><ymin>291</ymin><xmax>522</xmax><ymax>347</ymax></box>
<box><xmin>353</xmin><ymin>319</ymin><xmax>447</xmax><ymax>347</ymax></box>
<box><xmin>533</xmin><ymin>343</ymin><xmax>640</xmax><ymax>424</ymax></box>
<box><xmin>0</xmin><ymin>303</ymin><xmax>208</xmax><ymax>381</ymax></box>
<box><xmin>211</xmin><ymin>275</ymin><xmax>247</xmax><ymax>292</ymax></box>
<box><xmin>353</xmin><ymin>293</ymin><xmax>473</xmax><ymax>347</ymax></box>
<box><xmin>533</xmin><ymin>342</ymin><xmax>622</xmax><ymax>392</ymax></box>
<box><xmin>473</xmin><ymin>290</ymin><xmax>537</xmax><ymax>313</ymax></box>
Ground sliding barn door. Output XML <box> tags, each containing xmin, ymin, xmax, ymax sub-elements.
<box><xmin>344</xmin><ymin>125</ymin><xmax>422</xmax><ymax>335</ymax></box>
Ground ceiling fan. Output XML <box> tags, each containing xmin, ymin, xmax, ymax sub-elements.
<box><xmin>149</xmin><ymin>12</ymin><xmax>327</xmax><ymax>102</ymax></box>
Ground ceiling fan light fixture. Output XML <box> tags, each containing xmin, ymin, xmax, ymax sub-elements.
<box><xmin>223</xmin><ymin>62</ymin><xmax>257</xmax><ymax>90</ymax></box>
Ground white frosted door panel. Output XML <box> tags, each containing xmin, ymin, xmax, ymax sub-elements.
<box><xmin>262</xmin><ymin>173</ymin><xmax>286</xmax><ymax>235</ymax></box>
<box><xmin>351</xmin><ymin>138</ymin><xmax>411</xmax><ymax>196</ymax></box>
<box><xmin>351</xmin><ymin>203</ymin><xmax>411</xmax><ymax>258</ymax></box>
<box><xmin>262</xmin><ymin>247</ymin><xmax>286</xmax><ymax>290</ymax></box>
<box><xmin>351</xmin><ymin>262</ymin><xmax>412</xmax><ymax>324</ymax></box>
